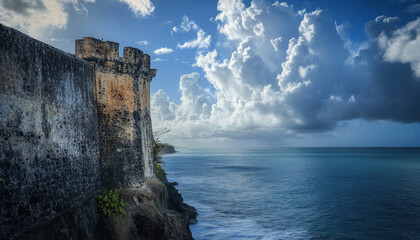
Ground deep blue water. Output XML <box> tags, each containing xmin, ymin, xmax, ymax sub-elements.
<box><xmin>162</xmin><ymin>148</ymin><xmax>420</xmax><ymax>240</ymax></box>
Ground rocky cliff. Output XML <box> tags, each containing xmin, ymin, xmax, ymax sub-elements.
<box><xmin>95</xmin><ymin>180</ymin><xmax>196</xmax><ymax>240</ymax></box>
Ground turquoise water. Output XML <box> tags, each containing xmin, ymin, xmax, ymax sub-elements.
<box><xmin>162</xmin><ymin>148</ymin><xmax>420</xmax><ymax>240</ymax></box>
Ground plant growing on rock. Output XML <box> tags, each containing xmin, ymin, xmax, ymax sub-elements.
<box><xmin>153</xmin><ymin>130</ymin><xmax>170</xmax><ymax>182</ymax></box>
<box><xmin>96</xmin><ymin>190</ymin><xmax>127</xmax><ymax>217</ymax></box>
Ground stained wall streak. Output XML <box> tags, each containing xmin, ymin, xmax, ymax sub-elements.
<box><xmin>75</xmin><ymin>37</ymin><xmax>157</xmax><ymax>189</ymax></box>
<box><xmin>140</xmin><ymin>72</ymin><xmax>156</xmax><ymax>178</ymax></box>
<box><xmin>0</xmin><ymin>24</ymin><xmax>101</xmax><ymax>239</ymax></box>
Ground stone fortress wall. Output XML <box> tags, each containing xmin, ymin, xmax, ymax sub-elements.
<box><xmin>0</xmin><ymin>24</ymin><xmax>156</xmax><ymax>239</ymax></box>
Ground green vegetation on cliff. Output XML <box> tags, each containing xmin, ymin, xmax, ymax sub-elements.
<box><xmin>96</xmin><ymin>190</ymin><xmax>127</xmax><ymax>217</ymax></box>
<box><xmin>153</xmin><ymin>139</ymin><xmax>168</xmax><ymax>183</ymax></box>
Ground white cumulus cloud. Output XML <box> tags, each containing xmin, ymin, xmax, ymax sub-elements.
<box><xmin>270</xmin><ymin>37</ymin><xmax>282</xmax><ymax>51</ymax></box>
<box><xmin>153</xmin><ymin>47</ymin><xmax>174</xmax><ymax>55</ymax></box>
<box><xmin>171</xmin><ymin>15</ymin><xmax>212</xmax><ymax>49</ymax></box>
<box><xmin>379</xmin><ymin>18</ymin><xmax>420</xmax><ymax>77</ymax></box>
<box><xmin>177</xmin><ymin>29</ymin><xmax>211</xmax><ymax>49</ymax></box>
<box><xmin>119</xmin><ymin>0</ymin><xmax>154</xmax><ymax>18</ymax></box>
<box><xmin>171</xmin><ymin>15</ymin><xmax>199</xmax><ymax>35</ymax></box>
<box><xmin>152</xmin><ymin>58</ymin><xmax>167</xmax><ymax>62</ymax></box>
<box><xmin>136</xmin><ymin>40</ymin><xmax>149</xmax><ymax>45</ymax></box>
<box><xmin>180</xmin><ymin>15</ymin><xmax>198</xmax><ymax>32</ymax></box>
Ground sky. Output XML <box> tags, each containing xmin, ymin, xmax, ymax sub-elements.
<box><xmin>1</xmin><ymin>0</ymin><xmax>420</xmax><ymax>148</ymax></box>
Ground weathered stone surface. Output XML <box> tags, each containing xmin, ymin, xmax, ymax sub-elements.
<box><xmin>95</xmin><ymin>181</ymin><xmax>195</xmax><ymax>240</ymax></box>
<box><xmin>16</xmin><ymin>197</ymin><xmax>99</xmax><ymax>240</ymax></box>
<box><xmin>76</xmin><ymin>37</ymin><xmax>156</xmax><ymax>189</ymax></box>
<box><xmin>0</xmin><ymin>24</ymin><xmax>101</xmax><ymax>239</ymax></box>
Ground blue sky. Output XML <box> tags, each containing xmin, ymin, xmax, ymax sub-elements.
<box><xmin>1</xmin><ymin>0</ymin><xmax>420</xmax><ymax>147</ymax></box>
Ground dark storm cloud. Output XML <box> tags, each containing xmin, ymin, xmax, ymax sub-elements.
<box><xmin>351</xmin><ymin>49</ymin><xmax>420</xmax><ymax>122</ymax></box>
<box><xmin>321</xmin><ymin>17</ymin><xmax>420</xmax><ymax>125</ymax></box>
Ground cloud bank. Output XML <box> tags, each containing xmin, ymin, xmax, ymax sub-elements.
<box><xmin>152</xmin><ymin>0</ymin><xmax>420</xmax><ymax>144</ymax></box>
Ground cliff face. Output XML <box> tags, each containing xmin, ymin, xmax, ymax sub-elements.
<box><xmin>0</xmin><ymin>24</ymin><xmax>195</xmax><ymax>239</ymax></box>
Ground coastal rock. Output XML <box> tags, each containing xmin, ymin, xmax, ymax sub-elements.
<box><xmin>160</xmin><ymin>145</ymin><xmax>176</xmax><ymax>155</ymax></box>
<box><xmin>95</xmin><ymin>180</ymin><xmax>196</xmax><ymax>240</ymax></box>
<box><xmin>165</xmin><ymin>182</ymin><xmax>198</xmax><ymax>223</ymax></box>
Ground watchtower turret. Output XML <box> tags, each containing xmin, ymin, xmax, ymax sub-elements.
<box><xmin>76</xmin><ymin>37</ymin><xmax>157</xmax><ymax>188</ymax></box>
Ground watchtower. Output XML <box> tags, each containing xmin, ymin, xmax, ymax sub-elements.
<box><xmin>76</xmin><ymin>37</ymin><xmax>157</xmax><ymax>189</ymax></box>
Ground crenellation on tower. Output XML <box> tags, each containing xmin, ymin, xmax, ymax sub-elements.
<box><xmin>104</xmin><ymin>41</ymin><xmax>119</xmax><ymax>61</ymax></box>
<box><xmin>123</xmin><ymin>47</ymin><xmax>143</xmax><ymax>64</ymax></box>
<box><xmin>75</xmin><ymin>37</ymin><xmax>120</xmax><ymax>61</ymax></box>
<box><xmin>142</xmin><ymin>54</ymin><xmax>151</xmax><ymax>70</ymax></box>
<box><xmin>76</xmin><ymin>37</ymin><xmax>106</xmax><ymax>60</ymax></box>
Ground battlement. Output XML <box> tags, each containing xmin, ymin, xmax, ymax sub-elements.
<box><xmin>75</xmin><ymin>37</ymin><xmax>152</xmax><ymax>69</ymax></box>
<box><xmin>76</xmin><ymin>37</ymin><xmax>119</xmax><ymax>60</ymax></box>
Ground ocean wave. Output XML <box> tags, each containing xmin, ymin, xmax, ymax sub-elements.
<box><xmin>190</xmin><ymin>201</ymin><xmax>310</xmax><ymax>240</ymax></box>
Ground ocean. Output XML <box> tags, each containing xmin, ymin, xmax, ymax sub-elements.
<box><xmin>162</xmin><ymin>148</ymin><xmax>420</xmax><ymax>240</ymax></box>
